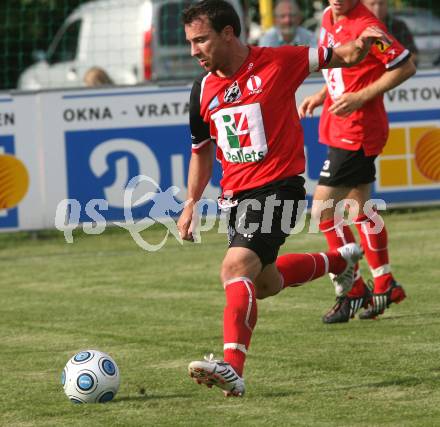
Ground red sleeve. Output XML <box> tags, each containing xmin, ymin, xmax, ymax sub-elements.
<box><xmin>370</xmin><ymin>29</ymin><xmax>410</xmax><ymax>69</ymax></box>
<box><xmin>360</xmin><ymin>16</ymin><xmax>410</xmax><ymax>69</ymax></box>
<box><xmin>274</xmin><ymin>46</ymin><xmax>331</xmax><ymax>88</ymax></box>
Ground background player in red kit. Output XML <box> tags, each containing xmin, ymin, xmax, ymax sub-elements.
<box><xmin>178</xmin><ymin>0</ymin><xmax>385</xmax><ymax>396</ymax></box>
<box><xmin>299</xmin><ymin>0</ymin><xmax>416</xmax><ymax>323</ymax></box>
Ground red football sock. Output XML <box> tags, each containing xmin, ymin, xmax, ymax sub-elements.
<box><xmin>223</xmin><ymin>277</ymin><xmax>257</xmax><ymax>377</ymax></box>
<box><xmin>319</xmin><ymin>218</ymin><xmax>355</xmax><ymax>249</ymax></box>
<box><xmin>347</xmin><ymin>269</ymin><xmax>368</xmax><ymax>297</ymax></box>
<box><xmin>276</xmin><ymin>251</ymin><xmax>347</xmax><ymax>288</ymax></box>
<box><xmin>355</xmin><ymin>213</ymin><xmax>393</xmax><ymax>293</ymax></box>
<box><xmin>320</xmin><ymin>218</ymin><xmax>367</xmax><ymax>297</ymax></box>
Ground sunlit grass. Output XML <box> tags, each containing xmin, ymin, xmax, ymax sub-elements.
<box><xmin>0</xmin><ymin>208</ymin><xmax>439</xmax><ymax>426</ymax></box>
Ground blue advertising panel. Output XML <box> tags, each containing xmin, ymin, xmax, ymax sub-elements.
<box><xmin>302</xmin><ymin>109</ymin><xmax>440</xmax><ymax>205</ymax></box>
<box><xmin>65</xmin><ymin>125</ymin><xmax>222</xmax><ymax>222</ymax></box>
<box><xmin>63</xmin><ymin>104</ymin><xmax>440</xmax><ymax>223</ymax></box>
<box><xmin>0</xmin><ymin>135</ymin><xmax>18</xmax><ymax>228</ymax></box>
<box><xmin>2</xmin><ymin>75</ymin><xmax>438</xmax><ymax>233</ymax></box>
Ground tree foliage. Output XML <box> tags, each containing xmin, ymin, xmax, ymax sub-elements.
<box><xmin>1</xmin><ymin>0</ymin><xmax>90</xmax><ymax>90</ymax></box>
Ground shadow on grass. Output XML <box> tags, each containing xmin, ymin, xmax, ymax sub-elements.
<box><xmin>367</xmin><ymin>377</ymin><xmax>424</xmax><ymax>387</ymax></box>
<box><xmin>320</xmin><ymin>376</ymin><xmax>425</xmax><ymax>393</ymax></box>
<box><xmin>262</xmin><ymin>376</ymin><xmax>429</xmax><ymax>398</ymax></box>
<box><xmin>370</xmin><ymin>311</ymin><xmax>440</xmax><ymax>321</ymax></box>
<box><xmin>261</xmin><ymin>390</ymin><xmax>302</xmax><ymax>398</ymax></box>
<box><xmin>116</xmin><ymin>393</ymin><xmax>192</xmax><ymax>402</ymax></box>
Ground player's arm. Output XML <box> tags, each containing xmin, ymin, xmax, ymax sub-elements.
<box><xmin>325</xmin><ymin>26</ymin><xmax>387</xmax><ymax>68</ymax></box>
<box><xmin>328</xmin><ymin>56</ymin><xmax>416</xmax><ymax>117</ymax></box>
<box><xmin>346</xmin><ymin>59</ymin><xmax>415</xmax><ymax>105</ymax></box>
<box><xmin>177</xmin><ymin>76</ymin><xmax>213</xmax><ymax>242</ymax></box>
<box><xmin>299</xmin><ymin>27</ymin><xmax>386</xmax><ymax>118</ymax></box>
<box><xmin>177</xmin><ymin>144</ymin><xmax>214</xmax><ymax>241</ymax></box>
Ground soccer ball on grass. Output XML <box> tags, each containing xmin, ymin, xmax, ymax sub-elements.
<box><xmin>62</xmin><ymin>349</ymin><xmax>120</xmax><ymax>403</ymax></box>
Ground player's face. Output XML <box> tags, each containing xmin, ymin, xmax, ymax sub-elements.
<box><xmin>362</xmin><ymin>0</ymin><xmax>387</xmax><ymax>22</ymax></box>
<box><xmin>275</xmin><ymin>2</ymin><xmax>301</xmax><ymax>34</ymax></box>
<box><xmin>185</xmin><ymin>15</ymin><xmax>231</xmax><ymax>73</ymax></box>
<box><xmin>328</xmin><ymin>0</ymin><xmax>359</xmax><ymax>18</ymax></box>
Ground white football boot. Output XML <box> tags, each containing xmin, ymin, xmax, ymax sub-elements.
<box><xmin>188</xmin><ymin>353</ymin><xmax>245</xmax><ymax>397</ymax></box>
<box><xmin>329</xmin><ymin>243</ymin><xmax>363</xmax><ymax>297</ymax></box>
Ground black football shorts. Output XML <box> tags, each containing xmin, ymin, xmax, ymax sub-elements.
<box><xmin>318</xmin><ymin>146</ymin><xmax>377</xmax><ymax>187</ymax></box>
<box><xmin>227</xmin><ymin>176</ymin><xmax>306</xmax><ymax>267</ymax></box>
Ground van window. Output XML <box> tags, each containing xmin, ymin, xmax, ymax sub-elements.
<box><xmin>48</xmin><ymin>20</ymin><xmax>81</xmax><ymax>64</ymax></box>
<box><xmin>158</xmin><ymin>3</ymin><xmax>190</xmax><ymax>46</ymax></box>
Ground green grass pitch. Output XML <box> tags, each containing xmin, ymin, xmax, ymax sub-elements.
<box><xmin>1</xmin><ymin>208</ymin><xmax>440</xmax><ymax>426</ymax></box>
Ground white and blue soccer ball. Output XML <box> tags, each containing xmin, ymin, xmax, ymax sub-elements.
<box><xmin>61</xmin><ymin>349</ymin><xmax>120</xmax><ymax>403</ymax></box>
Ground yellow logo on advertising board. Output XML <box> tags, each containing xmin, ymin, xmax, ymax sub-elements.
<box><xmin>0</xmin><ymin>154</ymin><xmax>29</xmax><ymax>209</ymax></box>
<box><xmin>378</xmin><ymin>126</ymin><xmax>440</xmax><ymax>188</ymax></box>
<box><xmin>415</xmin><ymin>129</ymin><xmax>440</xmax><ymax>181</ymax></box>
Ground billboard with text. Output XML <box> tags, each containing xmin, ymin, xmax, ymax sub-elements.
<box><xmin>0</xmin><ymin>71</ymin><xmax>439</xmax><ymax>231</ymax></box>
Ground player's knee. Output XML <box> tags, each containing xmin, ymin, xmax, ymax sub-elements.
<box><xmin>220</xmin><ymin>267</ymin><xmax>250</xmax><ymax>284</ymax></box>
<box><xmin>220</xmin><ymin>259</ymin><xmax>240</xmax><ymax>283</ymax></box>
<box><xmin>311</xmin><ymin>202</ymin><xmax>331</xmax><ymax>222</ymax></box>
<box><xmin>220</xmin><ymin>249</ymin><xmax>261</xmax><ymax>283</ymax></box>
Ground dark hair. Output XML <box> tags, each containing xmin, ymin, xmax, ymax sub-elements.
<box><xmin>181</xmin><ymin>0</ymin><xmax>241</xmax><ymax>37</ymax></box>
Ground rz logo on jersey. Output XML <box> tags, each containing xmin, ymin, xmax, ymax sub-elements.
<box><xmin>224</xmin><ymin>81</ymin><xmax>242</xmax><ymax>103</ymax></box>
<box><xmin>223</xmin><ymin>112</ymin><xmax>250</xmax><ymax>149</ymax></box>
<box><xmin>246</xmin><ymin>75</ymin><xmax>262</xmax><ymax>95</ymax></box>
<box><xmin>212</xmin><ymin>103</ymin><xmax>268</xmax><ymax>164</ymax></box>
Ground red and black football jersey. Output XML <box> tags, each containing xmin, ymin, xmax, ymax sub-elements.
<box><xmin>189</xmin><ymin>45</ymin><xmax>331</xmax><ymax>195</ymax></box>
<box><xmin>319</xmin><ymin>2</ymin><xmax>410</xmax><ymax>155</ymax></box>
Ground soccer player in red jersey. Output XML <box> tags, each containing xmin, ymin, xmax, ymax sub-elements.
<box><xmin>177</xmin><ymin>0</ymin><xmax>385</xmax><ymax>396</ymax></box>
<box><xmin>299</xmin><ymin>0</ymin><xmax>416</xmax><ymax>323</ymax></box>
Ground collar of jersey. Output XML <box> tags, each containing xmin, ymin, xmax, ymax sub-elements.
<box><xmin>210</xmin><ymin>45</ymin><xmax>255</xmax><ymax>82</ymax></box>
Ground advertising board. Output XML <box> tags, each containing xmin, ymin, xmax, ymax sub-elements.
<box><xmin>1</xmin><ymin>71</ymin><xmax>439</xmax><ymax>231</ymax></box>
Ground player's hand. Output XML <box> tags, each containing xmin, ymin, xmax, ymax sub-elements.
<box><xmin>328</xmin><ymin>92</ymin><xmax>365</xmax><ymax>117</ymax></box>
<box><xmin>298</xmin><ymin>93</ymin><xmax>325</xmax><ymax>118</ymax></box>
<box><xmin>177</xmin><ymin>201</ymin><xmax>195</xmax><ymax>242</ymax></box>
<box><xmin>357</xmin><ymin>26</ymin><xmax>390</xmax><ymax>50</ymax></box>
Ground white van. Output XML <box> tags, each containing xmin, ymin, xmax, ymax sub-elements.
<box><xmin>17</xmin><ymin>0</ymin><xmax>245</xmax><ymax>90</ymax></box>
